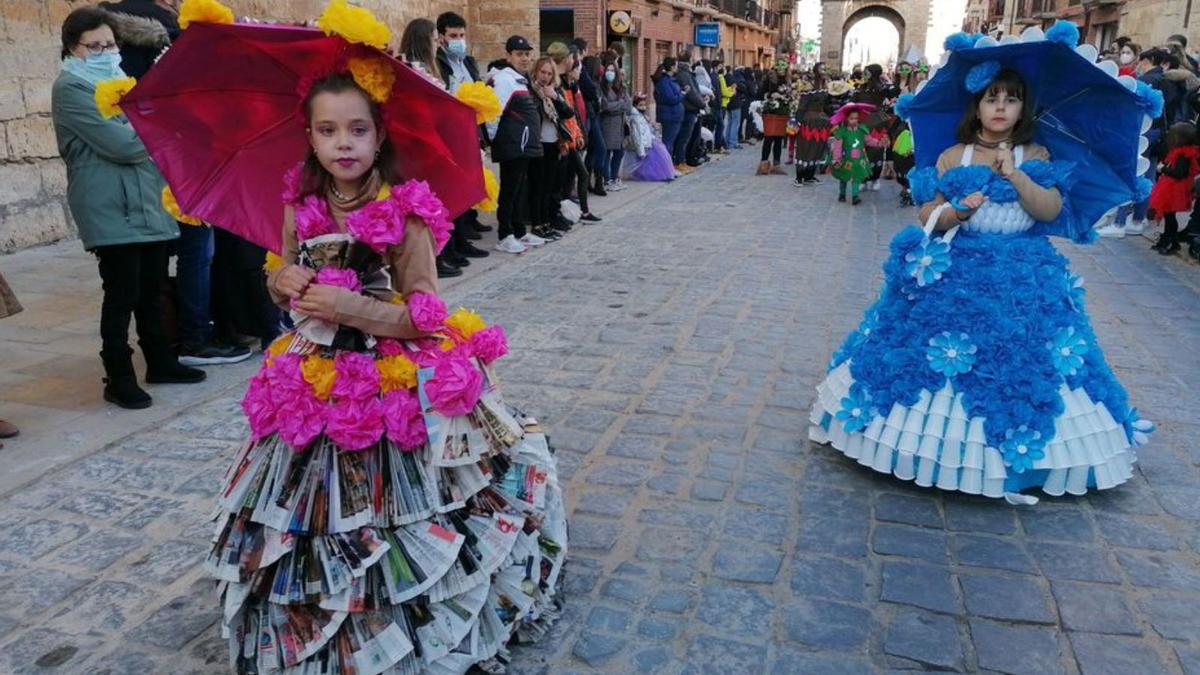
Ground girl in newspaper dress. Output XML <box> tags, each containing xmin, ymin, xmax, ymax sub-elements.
<box><xmin>206</xmin><ymin>49</ymin><xmax>566</xmax><ymax>675</ymax></box>
<box><xmin>809</xmin><ymin>61</ymin><xmax>1154</xmax><ymax>504</ymax></box>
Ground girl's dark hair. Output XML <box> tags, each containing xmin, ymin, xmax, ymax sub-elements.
<box><xmin>400</xmin><ymin>18</ymin><xmax>440</xmax><ymax>82</ymax></box>
<box><xmin>300</xmin><ymin>73</ymin><xmax>398</xmax><ymax>198</ymax></box>
<box><xmin>1166</xmin><ymin>121</ymin><xmax>1199</xmax><ymax>150</ymax></box>
<box><xmin>61</xmin><ymin>7</ymin><xmax>115</xmax><ymax>58</ymax></box>
<box><xmin>582</xmin><ymin>55</ymin><xmax>601</xmax><ymax>80</ymax></box>
<box><xmin>865</xmin><ymin>63</ymin><xmax>883</xmax><ymax>83</ymax></box>
<box><xmin>955</xmin><ymin>68</ymin><xmax>1037</xmax><ymax>145</ymax></box>
<box><xmin>653</xmin><ymin>56</ymin><xmax>675</xmax><ymax>82</ymax></box>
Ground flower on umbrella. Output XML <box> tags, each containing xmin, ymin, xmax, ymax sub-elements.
<box><xmin>94</xmin><ymin>76</ymin><xmax>137</xmax><ymax>119</ymax></box>
<box><xmin>904</xmin><ymin>236</ymin><xmax>952</xmax><ymax>287</ymax></box>
<box><xmin>835</xmin><ymin>386</ymin><xmax>874</xmax><ymax>433</ymax></box>
<box><xmin>1000</xmin><ymin>425</ymin><xmax>1045</xmax><ymax>473</ymax></box>
<box><xmin>1047</xmin><ymin>326</ymin><xmax>1089</xmax><ymax>376</ymax></box>
<box><xmin>926</xmin><ymin>331</ymin><xmax>977</xmax><ymax>377</ymax></box>
<box><xmin>178</xmin><ymin>0</ymin><xmax>234</xmax><ymax>29</ymax></box>
<box><xmin>316</xmin><ymin>0</ymin><xmax>391</xmax><ymax>49</ymax></box>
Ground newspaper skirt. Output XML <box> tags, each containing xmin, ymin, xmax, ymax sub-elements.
<box><xmin>207</xmin><ymin>334</ymin><xmax>567</xmax><ymax>674</ymax></box>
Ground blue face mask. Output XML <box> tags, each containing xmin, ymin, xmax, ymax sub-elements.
<box><xmin>605</xmin><ymin>71</ymin><xmax>616</xmax><ymax>83</ymax></box>
<box><xmin>63</xmin><ymin>50</ymin><xmax>125</xmax><ymax>85</ymax></box>
<box><xmin>447</xmin><ymin>39</ymin><xmax>467</xmax><ymax>58</ymax></box>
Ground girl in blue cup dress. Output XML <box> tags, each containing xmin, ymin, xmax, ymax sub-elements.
<box><xmin>809</xmin><ymin>66</ymin><xmax>1153</xmax><ymax>504</ymax></box>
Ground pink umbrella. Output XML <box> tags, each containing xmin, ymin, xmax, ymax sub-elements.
<box><xmin>121</xmin><ymin>21</ymin><xmax>484</xmax><ymax>253</ymax></box>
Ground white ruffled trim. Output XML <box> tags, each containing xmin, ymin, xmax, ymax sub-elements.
<box><xmin>809</xmin><ymin>361</ymin><xmax>1137</xmax><ymax>498</ymax></box>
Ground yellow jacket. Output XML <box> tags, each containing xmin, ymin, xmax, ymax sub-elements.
<box><xmin>719</xmin><ymin>73</ymin><xmax>734</xmax><ymax>108</ymax></box>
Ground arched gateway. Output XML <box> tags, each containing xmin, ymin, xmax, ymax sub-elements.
<box><xmin>819</xmin><ymin>0</ymin><xmax>931</xmax><ymax>74</ymax></box>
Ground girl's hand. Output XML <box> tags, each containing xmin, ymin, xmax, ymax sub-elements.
<box><xmin>292</xmin><ymin>284</ymin><xmax>341</xmax><ymax>322</ymax></box>
<box><xmin>994</xmin><ymin>147</ymin><xmax>1015</xmax><ymax>176</ymax></box>
<box><xmin>955</xmin><ymin>191</ymin><xmax>988</xmax><ymax>219</ymax></box>
<box><xmin>275</xmin><ymin>264</ymin><xmax>315</xmax><ymax>299</ymax></box>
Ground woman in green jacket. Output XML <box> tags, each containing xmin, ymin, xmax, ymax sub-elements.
<box><xmin>51</xmin><ymin>7</ymin><xmax>204</xmax><ymax>409</ymax></box>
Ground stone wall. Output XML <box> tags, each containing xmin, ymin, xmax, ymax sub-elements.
<box><xmin>1117</xmin><ymin>0</ymin><xmax>1200</xmax><ymax>51</ymax></box>
<box><xmin>0</xmin><ymin>0</ymin><xmax>535</xmax><ymax>253</ymax></box>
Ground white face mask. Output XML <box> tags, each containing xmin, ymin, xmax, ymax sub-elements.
<box><xmin>1120</xmin><ymin>52</ymin><xmax>1135</xmax><ymax>65</ymax></box>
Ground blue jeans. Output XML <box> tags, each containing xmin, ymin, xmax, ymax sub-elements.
<box><xmin>175</xmin><ymin>223</ymin><xmax>213</xmax><ymax>345</ymax></box>
<box><xmin>608</xmin><ymin>149</ymin><xmax>624</xmax><ymax>181</ymax></box>
<box><xmin>673</xmin><ymin>111</ymin><xmax>698</xmax><ymax>165</ymax></box>
<box><xmin>725</xmin><ymin>108</ymin><xmax>742</xmax><ymax>149</ymax></box>
<box><xmin>714</xmin><ymin>108</ymin><xmax>726</xmax><ymax>149</ymax></box>
<box><xmin>588</xmin><ymin>114</ymin><xmax>609</xmax><ymax>179</ymax></box>
<box><xmin>661</xmin><ymin>119</ymin><xmax>682</xmax><ymax>162</ymax></box>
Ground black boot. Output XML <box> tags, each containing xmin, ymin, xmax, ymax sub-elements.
<box><xmin>142</xmin><ymin>343</ymin><xmax>206</xmax><ymax>384</ymax></box>
<box><xmin>591</xmin><ymin>172</ymin><xmax>607</xmax><ymax>196</ymax></box>
<box><xmin>457</xmin><ymin>241</ymin><xmax>490</xmax><ymax>259</ymax></box>
<box><xmin>101</xmin><ymin>352</ymin><xmax>152</xmax><ymax>409</ymax></box>
<box><xmin>436</xmin><ymin>256</ymin><xmax>463</xmax><ymax>278</ymax></box>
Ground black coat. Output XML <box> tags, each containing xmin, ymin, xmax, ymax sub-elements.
<box><xmin>487</xmin><ymin>65</ymin><xmax>544</xmax><ymax>162</ymax></box>
<box><xmin>99</xmin><ymin>0</ymin><xmax>177</xmax><ymax>79</ymax></box>
<box><xmin>435</xmin><ymin>47</ymin><xmax>481</xmax><ymax>89</ymax></box>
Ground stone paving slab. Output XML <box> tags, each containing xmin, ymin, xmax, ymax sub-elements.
<box><xmin>0</xmin><ymin>148</ymin><xmax>1198</xmax><ymax>673</ymax></box>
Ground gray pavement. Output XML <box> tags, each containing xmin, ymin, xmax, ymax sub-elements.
<box><xmin>1</xmin><ymin>147</ymin><xmax>1200</xmax><ymax>673</ymax></box>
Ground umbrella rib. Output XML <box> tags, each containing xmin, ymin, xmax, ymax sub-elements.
<box><xmin>193</xmin><ymin>112</ymin><xmax>300</xmax><ymax>197</ymax></box>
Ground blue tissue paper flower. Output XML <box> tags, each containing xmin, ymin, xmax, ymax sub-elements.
<box><xmin>1134</xmin><ymin>81</ymin><xmax>1165</xmax><ymax>119</ymax></box>
<box><xmin>966</xmin><ymin>61</ymin><xmax>1002</xmax><ymax>93</ymax></box>
<box><xmin>895</xmin><ymin>93</ymin><xmax>915</xmax><ymax>121</ymax></box>
<box><xmin>1065</xmin><ymin>273</ymin><xmax>1086</xmax><ymax>311</ymax></box>
<box><xmin>926</xmin><ymin>331</ymin><xmax>977</xmax><ymax>377</ymax></box>
<box><xmin>1045</xmin><ymin>20</ymin><xmax>1080</xmax><ymax>47</ymax></box>
<box><xmin>904</xmin><ymin>237</ymin><xmax>952</xmax><ymax>287</ymax></box>
<box><xmin>909</xmin><ymin>167</ymin><xmax>939</xmax><ymax>204</ymax></box>
<box><xmin>1000</xmin><ymin>425</ymin><xmax>1045</xmax><ymax>473</ymax></box>
<box><xmin>1048</xmin><ymin>326</ymin><xmax>1089</xmax><ymax>375</ymax></box>
<box><xmin>836</xmin><ymin>386</ymin><xmax>874</xmax><ymax>433</ymax></box>
<box><xmin>944</xmin><ymin>32</ymin><xmax>982</xmax><ymax>52</ymax></box>
<box><xmin>1123</xmin><ymin>407</ymin><xmax>1155</xmax><ymax>447</ymax></box>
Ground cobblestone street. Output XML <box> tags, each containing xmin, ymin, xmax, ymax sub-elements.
<box><xmin>2</xmin><ymin>148</ymin><xmax>1200</xmax><ymax>674</ymax></box>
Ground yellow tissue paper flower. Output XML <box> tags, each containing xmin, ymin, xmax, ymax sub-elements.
<box><xmin>266</xmin><ymin>334</ymin><xmax>293</xmax><ymax>361</ymax></box>
<box><xmin>178</xmin><ymin>0</ymin><xmax>235</xmax><ymax>29</ymax></box>
<box><xmin>377</xmin><ymin>355</ymin><xmax>418</xmax><ymax>392</ymax></box>
<box><xmin>263</xmin><ymin>251</ymin><xmax>285</xmax><ymax>273</ymax></box>
<box><xmin>474</xmin><ymin>167</ymin><xmax>499</xmax><ymax>212</ymax></box>
<box><xmin>302</xmin><ymin>354</ymin><xmax>337</xmax><ymax>400</ymax></box>
<box><xmin>317</xmin><ymin>0</ymin><xmax>391</xmax><ymax>49</ymax></box>
<box><xmin>455</xmin><ymin>81</ymin><xmax>501</xmax><ymax>124</ymax></box>
<box><xmin>94</xmin><ymin>77</ymin><xmax>137</xmax><ymax>119</ymax></box>
<box><xmin>377</xmin><ymin>184</ymin><xmax>392</xmax><ymax>201</ymax></box>
<box><xmin>348</xmin><ymin>56</ymin><xmax>396</xmax><ymax>104</ymax></box>
<box><xmin>446</xmin><ymin>307</ymin><xmax>487</xmax><ymax>339</ymax></box>
<box><xmin>161</xmin><ymin>186</ymin><xmax>203</xmax><ymax>226</ymax></box>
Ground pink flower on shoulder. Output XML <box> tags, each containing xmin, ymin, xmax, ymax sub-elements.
<box><xmin>277</xmin><ymin>391</ymin><xmax>326</xmax><ymax>448</ymax></box>
<box><xmin>407</xmin><ymin>291</ymin><xmax>448</xmax><ymax>333</ymax></box>
<box><xmin>382</xmin><ymin>389</ymin><xmax>427</xmax><ymax>450</ymax></box>
<box><xmin>424</xmin><ymin>356</ymin><xmax>483</xmax><ymax>417</ymax></box>
<box><xmin>242</xmin><ymin>369</ymin><xmax>279</xmax><ymax>440</ymax></box>
<box><xmin>470</xmin><ymin>325</ymin><xmax>509</xmax><ymax>365</ymax></box>
<box><xmin>346</xmin><ymin>198</ymin><xmax>405</xmax><ymax>253</ymax></box>
<box><xmin>392</xmin><ymin>180</ymin><xmax>453</xmax><ymax>253</ymax></box>
<box><xmin>331</xmin><ymin>351</ymin><xmax>381</xmax><ymax>401</ymax></box>
<box><xmin>326</xmin><ymin>395</ymin><xmax>384</xmax><ymax>451</ymax></box>
<box><xmin>294</xmin><ymin>195</ymin><xmax>333</xmax><ymax>241</ymax></box>
<box><xmin>281</xmin><ymin>162</ymin><xmax>304</xmax><ymax>204</ymax></box>
<box><xmin>315</xmin><ymin>266</ymin><xmax>362</xmax><ymax>293</ymax></box>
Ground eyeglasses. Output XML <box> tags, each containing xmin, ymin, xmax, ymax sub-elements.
<box><xmin>80</xmin><ymin>41</ymin><xmax>119</xmax><ymax>55</ymax></box>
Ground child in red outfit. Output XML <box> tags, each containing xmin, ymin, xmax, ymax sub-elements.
<box><xmin>1149</xmin><ymin>122</ymin><xmax>1200</xmax><ymax>254</ymax></box>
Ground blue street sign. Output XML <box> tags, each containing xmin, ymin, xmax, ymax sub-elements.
<box><xmin>695</xmin><ymin>22</ymin><xmax>720</xmax><ymax>47</ymax></box>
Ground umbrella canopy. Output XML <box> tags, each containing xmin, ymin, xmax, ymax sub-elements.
<box><xmin>898</xmin><ymin>23</ymin><xmax>1158</xmax><ymax>240</ymax></box>
<box><xmin>121</xmin><ymin>21</ymin><xmax>485</xmax><ymax>253</ymax></box>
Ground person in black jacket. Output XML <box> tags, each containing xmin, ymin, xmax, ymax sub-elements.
<box><xmin>573</xmin><ymin>40</ymin><xmax>608</xmax><ymax>196</ymax></box>
<box><xmin>433</xmin><ymin>11</ymin><xmax>491</xmax><ymax>267</ymax></box>
<box><xmin>487</xmin><ymin>36</ymin><xmax>546</xmax><ymax>254</ymax></box>
<box><xmin>98</xmin><ymin>0</ymin><xmax>176</xmax><ymax>79</ymax></box>
<box><xmin>673</xmin><ymin>53</ymin><xmax>705</xmax><ymax>168</ymax></box>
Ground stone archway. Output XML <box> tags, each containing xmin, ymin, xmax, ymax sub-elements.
<box><xmin>819</xmin><ymin>0</ymin><xmax>931</xmax><ymax>75</ymax></box>
<box><xmin>842</xmin><ymin>5</ymin><xmax>904</xmax><ymax>72</ymax></box>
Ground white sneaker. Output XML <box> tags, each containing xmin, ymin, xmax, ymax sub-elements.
<box><xmin>1125</xmin><ymin>219</ymin><xmax>1147</xmax><ymax>235</ymax></box>
<box><xmin>495</xmin><ymin>235</ymin><xmax>527</xmax><ymax>254</ymax></box>
<box><xmin>872</xmin><ymin>181</ymin><xmax>882</xmax><ymax>191</ymax></box>
<box><xmin>519</xmin><ymin>232</ymin><xmax>546</xmax><ymax>247</ymax></box>
<box><xmin>1096</xmin><ymin>224</ymin><xmax>1126</xmax><ymax>238</ymax></box>
<box><xmin>615</xmin><ymin>179</ymin><xmax>628</xmax><ymax>191</ymax></box>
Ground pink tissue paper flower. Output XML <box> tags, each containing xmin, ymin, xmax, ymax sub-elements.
<box><xmin>425</xmin><ymin>356</ymin><xmax>483</xmax><ymax>417</ymax></box>
<box><xmin>265</xmin><ymin>353</ymin><xmax>310</xmax><ymax>402</ymax></box>
<box><xmin>331</xmin><ymin>351</ymin><xmax>381</xmax><ymax>401</ymax></box>
<box><xmin>347</xmin><ymin>198</ymin><xmax>405</xmax><ymax>253</ymax></box>
<box><xmin>278</xmin><ymin>391</ymin><xmax>327</xmax><ymax>448</ymax></box>
<box><xmin>382</xmin><ymin>389</ymin><xmax>428</xmax><ymax>450</ymax></box>
<box><xmin>407</xmin><ymin>291</ymin><xmax>448</xmax><ymax>333</ymax></box>
<box><xmin>470</xmin><ymin>325</ymin><xmax>508</xmax><ymax>365</ymax></box>
<box><xmin>242</xmin><ymin>370</ymin><xmax>279</xmax><ymax>440</ymax></box>
<box><xmin>281</xmin><ymin>162</ymin><xmax>304</xmax><ymax>204</ymax></box>
<box><xmin>315</xmin><ymin>266</ymin><xmax>362</xmax><ymax>293</ymax></box>
<box><xmin>392</xmin><ymin>180</ymin><xmax>453</xmax><ymax>253</ymax></box>
<box><xmin>375</xmin><ymin>338</ymin><xmax>404</xmax><ymax>357</ymax></box>
<box><xmin>326</xmin><ymin>395</ymin><xmax>384</xmax><ymax>451</ymax></box>
<box><xmin>294</xmin><ymin>195</ymin><xmax>333</xmax><ymax>241</ymax></box>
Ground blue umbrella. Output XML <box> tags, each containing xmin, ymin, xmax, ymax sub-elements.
<box><xmin>896</xmin><ymin>22</ymin><xmax>1162</xmax><ymax>242</ymax></box>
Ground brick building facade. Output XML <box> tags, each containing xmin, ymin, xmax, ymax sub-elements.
<box><xmin>0</xmin><ymin>0</ymin><xmax>536</xmax><ymax>253</ymax></box>
<box><xmin>538</xmin><ymin>0</ymin><xmax>787</xmax><ymax>95</ymax></box>
<box><xmin>969</xmin><ymin>0</ymin><xmax>1200</xmax><ymax>53</ymax></box>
